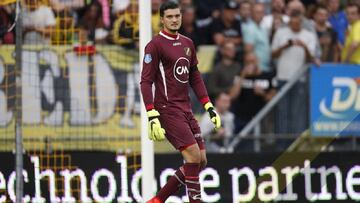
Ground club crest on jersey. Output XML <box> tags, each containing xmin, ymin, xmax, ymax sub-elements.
<box><xmin>174</xmin><ymin>57</ymin><xmax>190</xmax><ymax>83</ymax></box>
<box><xmin>144</xmin><ymin>54</ymin><xmax>152</xmax><ymax>64</ymax></box>
<box><xmin>184</xmin><ymin>47</ymin><xmax>191</xmax><ymax>56</ymax></box>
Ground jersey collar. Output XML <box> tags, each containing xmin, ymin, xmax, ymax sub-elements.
<box><xmin>159</xmin><ymin>30</ymin><xmax>180</xmax><ymax>40</ymax></box>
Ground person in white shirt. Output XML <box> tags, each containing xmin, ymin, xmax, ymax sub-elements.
<box><xmin>199</xmin><ymin>92</ymin><xmax>234</xmax><ymax>153</ymax></box>
<box><xmin>112</xmin><ymin>0</ymin><xmax>130</xmax><ymax>15</ymax></box>
<box><xmin>271</xmin><ymin>10</ymin><xmax>316</xmax><ymax>134</ymax></box>
<box><xmin>272</xmin><ymin>10</ymin><xmax>316</xmax><ymax>81</ymax></box>
<box><xmin>49</xmin><ymin>0</ymin><xmax>84</xmax><ymax>13</ymax></box>
<box><xmin>23</xmin><ymin>0</ymin><xmax>56</xmax><ymax>44</ymax></box>
<box><xmin>261</xmin><ymin>0</ymin><xmax>289</xmax><ymax>41</ymax></box>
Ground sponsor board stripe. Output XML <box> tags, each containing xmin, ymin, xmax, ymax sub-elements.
<box><xmin>250</xmin><ymin>114</ymin><xmax>360</xmax><ymax>203</ymax></box>
<box><xmin>247</xmin><ymin>66</ymin><xmax>360</xmax><ymax>203</ymax></box>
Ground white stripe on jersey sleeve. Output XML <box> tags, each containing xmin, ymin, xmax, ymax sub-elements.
<box><xmin>159</xmin><ymin>61</ymin><xmax>168</xmax><ymax>101</ymax></box>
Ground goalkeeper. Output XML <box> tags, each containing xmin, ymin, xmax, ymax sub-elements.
<box><xmin>140</xmin><ymin>2</ymin><xmax>221</xmax><ymax>203</ymax></box>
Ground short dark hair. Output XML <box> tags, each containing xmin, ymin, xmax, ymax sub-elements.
<box><xmin>160</xmin><ymin>1</ymin><xmax>180</xmax><ymax>17</ymax></box>
<box><xmin>315</xmin><ymin>5</ymin><xmax>328</xmax><ymax>13</ymax></box>
<box><xmin>224</xmin><ymin>0</ymin><xmax>239</xmax><ymax>10</ymax></box>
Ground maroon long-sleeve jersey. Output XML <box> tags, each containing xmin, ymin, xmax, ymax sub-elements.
<box><xmin>140</xmin><ymin>30</ymin><xmax>210</xmax><ymax>113</ymax></box>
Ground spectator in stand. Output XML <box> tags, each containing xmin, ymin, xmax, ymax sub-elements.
<box><xmin>52</xmin><ymin>11</ymin><xmax>75</xmax><ymax>45</ymax></box>
<box><xmin>313</xmin><ymin>5</ymin><xmax>341</xmax><ymax>62</ymax></box>
<box><xmin>237</xmin><ymin>0</ymin><xmax>252</xmax><ymax>27</ymax></box>
<box><xmin>151</xmin><ymin>0</ymin><xmax>162</xmax><ymax>35</ymax></box>
<box><xmin>96</xmin><ymin>0</ymin><xmax>111</xmax><ymax>29</ymax></box>
<box><xmin>49</xmin><ymin>0</ymin><xmax>84</xmax><ymax>25</ymax></box>
<box><xmin>328</xmin><ymin>0</ymin><xmax>348</xmax><ymax>45</ymax></box>
<box><xmin>207</xmin><ymin>42</ymin><xmax>242</xmax><ymax>100</ymax></box>
<box><xmin>189</xmin><ymin>0</ymin><xmax>221</xmax><ymax>45</ymax></box>
<box><xmin>78</xmin><ymin>1</ymin><xmax>108</xmax><ymax>44</ymax></box>
<box><xmin>303</xmin><ymin>0</ymin><xmax>326</xmax><ymax>19</ymax></box>
<box><xmin>179</xmin><ymin>0</ymin><xmax>192</xmax><ymax>8</ymax></box>
<box><xmin>261</xmin><ymin>0</ymin><xmax>288</xmax><ymax>42</ymax></box>
<box><xmin>211</xmin><ymin>0</ymin><xmax>242</xmax><ymax>47</ymax></box>
<box><xmin>0</xmin><ymin>5</ymin><xmax>15</xmax><ymax>44</ymax></box>
<box><xmin>199</xmin><ymin>92</ymin><xmax>234</xmax><ymax>153</ymax></box>
<box><xmin>287</xmin><ymin>0</ymin><xmax>315</xmax><ymax>33</ymax></box>
<box><xmin>49</xmin><ymin>0</ymin><xmax>84</xmax><ymax>13</ymax></box>
<box><xmin>112</xmin><ymin>0</ymin><xmax>130</xmax><ymax>15</ymax></box>
<box><xmin>254</xmin><ymin>0</ymin><xmax>272</xmax><ymax>15</ymax></box>
<box><xmin>342</xmin><ymin>3</ymin><xmax>360</xmax><ymax>64</ymax></box>
<box><xmin>272</xmin><ymin>10</ymin><xmax>317</xmax><ymax>134</ymax></box>
<box><xmin>179</xmin><ymin>5</ymin><xmax>202</xmax><ymax>48</ymax></box>
<box><xmin>194</xmin><ymin>0</ymin><xmax>223</xmax><ymax>21</ymax></box>
<box><xmin>211</xmin><ymin>0</ymin><xmax>243</xmax><ymax>64</ymax></box>
<box><xmin>287</xmin><ymin>0</ymin><xmax>321</xmax><ymax>63</ymax></box>
<box><xmin>243</xmin><ymin>3</ymin><xmax>271</xmax><ymax>73</ymax></box>
<box><xmin>23</xmin><ymin>0</ymin><xmax>56</xmax><ymax>44</ymax></box>
<box><xmin>231</xmin><ymin>52</ymin><xmax>276</xmax><ymax>133</ymax></box>
<box><xmin>112</xmin><ymin>1</ymin><xmax>139</xmax><ymax>49</ymax></box>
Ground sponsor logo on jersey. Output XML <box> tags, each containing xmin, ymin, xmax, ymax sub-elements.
<box><xmin>144</xmin><ymin>54</ymin><xmax>152</xmax><ymax>64</ymax></box>
<box><xmin>173</xmin><ymin>57</ymin><xmax>190</xmax><ymax>83</ymax></box>
<box><xmin>173</xmin><ymin>42</ymin><xmax>182</xmax><ymax>46</ymax></box>
<box><xmin>184</xmin><ymin>47</ymin><xmax>191</xmax><ymax>56</ymax></box>
<box><xmin>176</xmin><ymin>66</ymin><xmax>189</xmax><ymax>75</ymax></box>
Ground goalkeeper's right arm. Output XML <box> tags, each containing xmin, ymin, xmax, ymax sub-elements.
<box><xmin>140</xmin><ymin>42</ymin><xmax>165</xmax><ymax>141</ymax></box>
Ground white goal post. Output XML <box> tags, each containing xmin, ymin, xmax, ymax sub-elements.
<box><xmin>139</xmin><ymin>0</ymin><xmax>155</xmax><ymax>201</ymax></box>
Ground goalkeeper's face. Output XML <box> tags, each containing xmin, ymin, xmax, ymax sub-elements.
<box><xmin>161</xmin><ymin>8</ymin><xmax>182</xmax><ymax>33</ymax></box>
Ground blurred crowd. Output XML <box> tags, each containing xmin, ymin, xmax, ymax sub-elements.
<box><xmin>1</xmin><ymin>0</ymin><xmax>360</xmax><ymax>151</ymax></box>
<box><xmin>0</xmin><ymin>0</ymin><xmax>357</xmax><ymax>61</ymax></box>
<box><xmin>0</xmin><ymin>0</ymin><xmax>359</xmax><ymax>64</ymax></box>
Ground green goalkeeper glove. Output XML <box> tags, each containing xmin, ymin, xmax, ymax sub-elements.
<box><xmin>204</xmin><ymin>102</ymin><xmax>221</xmax><ymax>130</ymax></box>
<box><xmin>147</xmin><ymin>109</ymin><xmax>166</xmax><ymax>141</ymax></box>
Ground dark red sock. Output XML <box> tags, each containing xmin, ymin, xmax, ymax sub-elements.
<box><xmin>156</xmin><ymin>167</ymin><xmax>185</xmax><ymax>202</ymax></box>
<box><xmin>184</xmin><ymin>163</ymin><xmax>201</xmax><ymax>203</ymax></box>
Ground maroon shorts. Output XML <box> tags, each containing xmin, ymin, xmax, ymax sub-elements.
<box><xmin>159</xmin><ymin>111</ymin><xmax>205</xmax><ymax>151</ymax></box>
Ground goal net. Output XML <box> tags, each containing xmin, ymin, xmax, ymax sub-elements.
<box><xmin>0</xmin><ymin>0</ymin><xmax>153</xmax><ymax>202</ymax></box>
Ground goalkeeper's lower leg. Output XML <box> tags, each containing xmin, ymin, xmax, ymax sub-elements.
<box><xmin>156</xmin><ymin>167</ymin><xmax>185</xmax><ymax>202</ymax></box>
<box><xmin>184</xmin><ymin>163</ymin><xmax>201</xmax><ymax>203</ymax></box>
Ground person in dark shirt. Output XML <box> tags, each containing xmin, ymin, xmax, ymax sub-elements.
<box><xmin>313</xmin><ymin>5</ymin><xmax>341</xmax><ymax>62</ymax></box>
<box><xmin>78</xmin><ymin>1</ymin><xmax>108</xmax><ymax>44</ymax></box>
<box><xmin>112</xmin><ymin>1</ymin><xmax>139</xmax><ymax>49</ymax></box>
<box><xmin>231</xmin><ymin>52</ymin><xmax>276</xmax><ymax>133</ymax></box>
<box><xmin>207</xmin><ymin>42</ymin><xmax>242</xmax><ymax>100</ymax></box>
<box><xmin>0</xmin><ymin>5</ymin><xmax>14</xmax><ymax>44</ymax></box>
<box><xmin>237</xmin><ymin>0</ymin><xmax>252</xmax><ymax>25</ymax></box>
<box><xmin>211</xmin><ymin>0</ymin><xmax>244</xmax><ymax>64</ymax></box>
<box><xmin>141</xmin><ymin>2</ymin><xmax>221</xmax><ymax>203</ymax></box>
<box><xmin>211</xmin><ymin>0</ymin><xmax>242</xmax><ymax>46</ymax></box>
<box><xmin>179</xmin><ymin>5</ymin><xmax>203</xmax><ymax>47</ymax></box>
<box><xmin>193</xmin><ymin>0</ymin><xmax>223</xmax><ymax>20</ymax></box>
